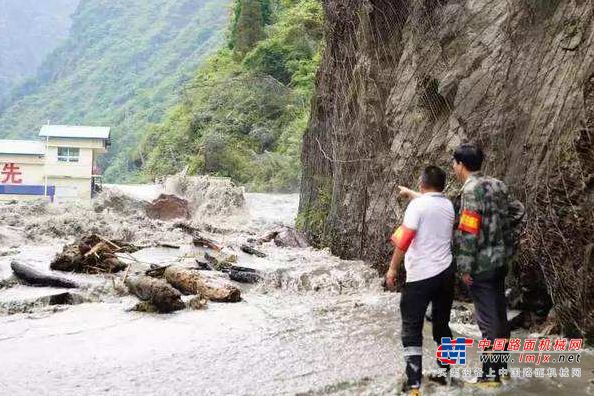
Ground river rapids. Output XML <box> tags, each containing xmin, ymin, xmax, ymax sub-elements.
<box><xmin>0</xmin><ymin>185</ymin><xmax>592</xmax><ymax>395</ymax></box>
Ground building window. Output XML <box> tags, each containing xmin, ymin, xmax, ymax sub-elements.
<box><xmin>57</xmin><ymin>147</ymin><xmax>80</xmax><ymax>163</ymax></box>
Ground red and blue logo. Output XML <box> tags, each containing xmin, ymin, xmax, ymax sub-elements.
<box><xmin>436</xmin><ymin>337</ymin><xmax>474</xmax><ymax>365</ymax></box>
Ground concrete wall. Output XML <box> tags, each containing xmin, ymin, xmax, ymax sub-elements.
<box><xmin>43</xmin><ymin>138</ymin><xmax>102</xmax><ymax>200</ymax></box>
<box><xmin>0</xmin><ymin>137</ymin><xmax>104</xmax><ymax>201</ymax></box>
<box><xmin>48</xmin><ymin>177</ymin><xmax>91</xmax><ymax>201</ymax></box>
<box><xmin>0</xmin><ymin>154</ymin><xmax>45</xmax><ymax>184</ymax></box>
<box><xmin>46</xmin><ymin>137</ymin><xmax>107</xmax><ymax>151</ymax></box>
<box><xmin>0</xmin><ymin>153</ymin><xmax>50</xmax><ymax>201</ymax></box>
<box><xmin>45</xmin><ymin>146</ymin><xmax>94</xmax><ymax>178</ymax></box>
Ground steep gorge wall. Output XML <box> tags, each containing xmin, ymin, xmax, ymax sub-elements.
<box><xmin>300</xmin><ymin>0</ymin><xmax>594</xmax><ymax>339</ymax></box>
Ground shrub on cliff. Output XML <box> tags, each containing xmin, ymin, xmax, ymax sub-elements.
<box><xmin>142</xmin><ymin>0</ymin><xmax>324</xmax><ymax>192</ymax></box>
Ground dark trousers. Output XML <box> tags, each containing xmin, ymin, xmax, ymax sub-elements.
<box><xmin>400</xmin><ymin>265</ymin><xmax>454</xmax><ymax>388</ymax></box>
<box><xmin>469</xmin><ymin>266</ymin><xmax>510</xmax><ymax>379</ymax></box>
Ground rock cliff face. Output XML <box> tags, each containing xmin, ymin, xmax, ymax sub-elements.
<box><xmin>300</xmin><ymin>0</ymin><xmax>594</xmax><ymax>339</ymax></box>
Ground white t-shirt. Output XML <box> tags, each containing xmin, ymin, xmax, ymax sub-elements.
<box><xmin>402</xmin><ymin>192</ymin><xmax>454</xmax><ymax>282</ymax></box>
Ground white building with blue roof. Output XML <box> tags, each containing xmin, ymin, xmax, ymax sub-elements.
<box><xmin>0</xmin><ymin>125</ymin><xmax>110</xmax><ymax>201</ymax></box>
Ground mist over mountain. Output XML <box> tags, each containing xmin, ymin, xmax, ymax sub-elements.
<box><xmin>0</xmin><ymin>0</ymin><xmax>230</xmax><ymax>181</ymax></box>
<box><xmin>0</xmin><ymin>0</ymin><xmax>80</xmax><ymax>107</ymax></box>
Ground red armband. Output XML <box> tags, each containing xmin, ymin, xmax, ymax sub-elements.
<box><xmin>459</xmin><ymin>209</ymin><xmax>481</xmax><ymax>235</ymax></box>
<box><xmin>390</xmin><ymin>225</ymin><xmax>416</xmax><ymax>252</ymax></box>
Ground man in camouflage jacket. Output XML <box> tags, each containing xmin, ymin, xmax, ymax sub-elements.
<box><xmin>453</xmin><ymin>143</ymin><xmax>525</xmax><ymax>386</ymax></box>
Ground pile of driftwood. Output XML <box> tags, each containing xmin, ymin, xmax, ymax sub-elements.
<box><xmin>7</xmin><ymin>224</ymin><xmax>279</xmax><ymax>314</ymax></box>
<box><xmin>50</xmin><ymin>234</ymin><xmax>138</xmax><ymax>274</ymax></box>
<box><xmin>122</xmin><ymin>223</ymin><xmax>268</xmax><ymax>313</ymax></box>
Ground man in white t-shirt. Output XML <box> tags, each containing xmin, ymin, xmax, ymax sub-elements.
<box><xmin>385</xmin><ymin>166</ymin><xmax>455</xmax><ymax>394</ymax></box>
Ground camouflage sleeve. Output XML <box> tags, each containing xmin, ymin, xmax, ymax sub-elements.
<box><xmin>456</xmin><ymin>187</ymin><xmax>482</xmax><ymax>275</ymax></box>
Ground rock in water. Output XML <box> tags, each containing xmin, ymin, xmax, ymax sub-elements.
<box><xmin>163</xmin><ymin>266</ymin><xmax>241</xmax><ymax>303</ymax></box>
<box><xmin>188</xmin><ymin>295</ymin><xmax>208</xmax><ymax>310</ymax></box>
<box><xmin>145</xmin><ymin>194</ymin><xmax>190</xmax><ymax>220</ymax></box>
<box><xmin>130</xmin><ymin>301</ymin><xmax>160</xmax><ymax>313</ymax></box>
<box><xmin>48</xmin><ymin>292</ymin><xmax>85</xmax><ymax>305</ymax></box>
<box><xmin>11</xmin><ymin>261</ymin><xmax>78</xmax><ymax>288</ymax></box>
<box><xmin>274</xmin><ymin>227</ymin><xmax>308</xmax><ymax>248</ymax></box>
<box><xmin>125</xmin><ymin>276</ymin><xmax>185</xmax><ymax>313</ymax></box>
<box><xmin>0</xmin><ymin>291</ymin><xmax>85</xmax><ymax>315</ymax></box>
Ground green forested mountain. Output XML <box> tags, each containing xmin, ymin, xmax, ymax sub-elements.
<box><xmin>141</xmin><ymin>0</ymin><xmax>323</xmax><ymax>191</ymax></box>
<box><xmin>0</xmin><ymin>0</ymin><xmax>79</xmax><ymax>108</ymax></box>
<box><xmin>0</xmin><ymin>0</ymin><xmax>230</xmax><ymax>182</ymax></box>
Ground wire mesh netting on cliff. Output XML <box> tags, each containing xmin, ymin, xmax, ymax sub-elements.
<box><xmin>300</xmin><ymin>0</ymin><xmax>594</xmax><ymax>340</ymax></box>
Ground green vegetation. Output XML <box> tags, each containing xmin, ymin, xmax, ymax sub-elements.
<box><xmin>296</xmin><ymin>177</ymin><xmax>332</xmax><ymax>244</ymax></box>
<box><xmin>142</xmin><ymin>0</ymin><xmax>324</xmax><ymax>192</ymax></box>
<box><xmin>0</xmin><ymin>0</ymin><xmax>323</xmax><ymax>187</ymax></box>
<box><xmin>0</xmin><ymin>0</ymin><xmax>230</xmax><ymax>182</ymax></box>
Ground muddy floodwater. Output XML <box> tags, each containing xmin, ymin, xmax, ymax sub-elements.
<box><xmin>0</xmin><ymin>189</ymin><xmax>593</xmax><ymax>395</ymax></box>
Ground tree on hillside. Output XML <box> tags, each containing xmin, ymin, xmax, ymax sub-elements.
<box><xmin>234</xmin><ymin>0</ymin><xmax>265</xmax><ymax>56</ymax></box>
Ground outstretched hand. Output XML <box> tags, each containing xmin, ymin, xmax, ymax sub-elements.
<box><xmin>398</xmin><ymin>185</ymin><xmax>420</xmax><ymax>200</ymax></box>
<box><xmin>462</xmin><ymin>273</ymin><xmax>473</xmax><ymax>286</ymax></box>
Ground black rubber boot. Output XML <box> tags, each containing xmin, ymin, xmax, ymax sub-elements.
<box><xmin>404</xmin><ymin>354</ymin><xmax>422</xmax><ymax>389</ymax></box>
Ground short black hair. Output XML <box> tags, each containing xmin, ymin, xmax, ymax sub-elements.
<box><xmin>453</xmin><ymin>143</ymin><xmax>484</xmax><ymax>171</ymax></box>
<box><xmin>421</xmin><ymin>165</ymin><xmax>446</xmax><ymax>192</ymax></box>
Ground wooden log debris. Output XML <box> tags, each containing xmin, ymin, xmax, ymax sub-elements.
<box><xmin>172</xmin><ymin>222</ymin><xmax>222</xmax><ymax>251</ymax></box>
<box><xmin>228</xmin><ymin>270</ymin><xmax>262</xmax><ymax>284</ymax></box>
<box><xmin>196</xmin><ymin>260</ymin><xmax>215</xmax><ymax>271</ymax></box>
<box><xmin>51</xmin><ymin>234</ymin><xmax>132</xmax><ymax>274</ymax></box>
<box><xmin>203</xmin><ymin>251</ymin><xmax>237</xmax><ymax>270</ymax></box>
<box><xmin>224</xmin><ymin>265</ymin><xmax>257</xmax><ymax>273</ymax></box>
<box><xmin>146</xmin><ymin>264</ymin><xmax>171</xmax><ymax>278</ymax></box>
<box><xmin>193</xmin><ymin>236</ymin><xmax>222</xmax><ymax>251</ymax></box>
<box><xmin>157</xmin><ymin>243</ymin><xmax>181</xmax><ymax>249</ymax></box>
<box><xmin>163</xmin><ymin>266</ymin><xmax>241</xmax><ymax>303</ymax></box>
<box><xmin>11</xmin><ymin>261</ymin><xmax>78</xmax><ymax>289</ymax></box>
<box><xmin>223</xmin><ymin>265</ymin><xmax>262</xmax><ymax>284</ymax></box>
<box><xmin>240</xmin><ymin>244</ymin><xmax>266</xmax><ymax>258</ymax></box>
<box><xmin>125</xmin><ymin>275</ymin><xmax>185</xmax><ymax>313</ymax></box>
